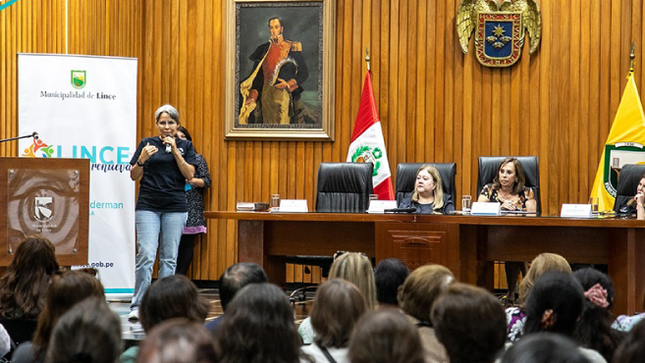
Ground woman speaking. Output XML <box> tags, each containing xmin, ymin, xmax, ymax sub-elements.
<box><xmin>128</xmin><ymin>104</ymin><xmax>196</xmax><ymax>320</ymax></box>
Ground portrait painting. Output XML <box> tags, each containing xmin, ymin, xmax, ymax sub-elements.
<box><xmin>224</xmin><ymin>0</ymin><xmax>336</xmax><ymax>140</ymax></box>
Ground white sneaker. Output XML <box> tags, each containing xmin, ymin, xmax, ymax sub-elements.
<box><xmin>127</xmin><ymin>309</ymin><xmax>139</xmax><ymax>321</ymax></box>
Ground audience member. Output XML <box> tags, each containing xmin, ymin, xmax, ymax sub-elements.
<box><xmin>120</xmin><ymin>275</ymin><xmax>209</xmax><ymax>363</ymax></box>
<box><xmin>348</xmin><ymin>309</ymin><xmax>425</xmax><ymax>363</ymax></box>
<box><xmin>612</xmin><ymin>318</ymin><xmax>645</xmax><ymax>363</ymax></box>
<box><xmin>205</xmin><ymin>262</ymin><xmax>268</xmax><ymax>332</ymax></box>
<box><xmin>137</xmin><ymin>318</ymin><xmax>217</xmax><ymax>363</ymax></box>
<box><xmin>506</xmin><ymin>252</ymin><xmax>572</xmax><ymax>341</ymax></box>
<box><xmin>12</xmin><ymin>271</ymin><xmax>105</xmax><ymax>363</ymax></box>
<box><xmin>398</xmin><ymin>264</ymin><xmax>453</xmax><ymax>363</ymax></box>
<box><xmin>501</xmin><ymin>332</ymin><xmax>591</xmax><ymax>363</ymax></box>
<box><xmin>374</xmin><ymin>258</ymin><xmax>409</xmax><ymax>308</ymax></box>
<box><xmin>45</xmin><ymin>297</ymin><xmax>121</xmax><ymax>363</ymax></box>
<box><xmin>299</xmin><ymin>252</ymin><xmax>376</xmax><ymax>345</ymax></box>
<box><xmin>523</xmin><ymin>271</ymin><xmax>607</xmax><ymax>363</ymax></box>
<box><xmin>572</xmin><ymin>268</ymin><xmax>623</xmax><ymax>362</ymax></box>
<box><xmin>0</xmin><ymin>236</ymin><xmax>59</xmax><ymax>350</ymax></box>
<box><xmin>214</xmin><ymin>283</ymin><xmax>308</xmax><ymax>363</ymax></box>
<box><xmin>431</xmin><ymin>283</ymin><xmax>506</xmax><ymax>363</ymax></box>
<box><xmin>302</xmin><ymin>279</ymin><xmax>367</xmax><ymax>363</ymax></box>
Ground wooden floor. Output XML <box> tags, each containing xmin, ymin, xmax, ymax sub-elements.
<box><xmin>111</xmin><ymin>287</ymin><xmax>315</xmax><ymax>344</ymax></box>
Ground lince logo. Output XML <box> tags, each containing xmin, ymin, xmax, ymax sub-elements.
<box><xmin>34</xmin><ymin>196</ymin><xmax>54</xmax><ymax>222</ymax></box>
<box><xmin>71</xmin><ymin>70</ymin><xmax>86</xmax><ymax>89</ymax></box>
<box><xmin>350</xmin><ymin>146</ymin><xmax>383</xmax><ymax>177</ymax></box>
<box><xmin>456</xmin><ymin>0</ymin><xmax>541</xmax><ymax>67</ymax></box>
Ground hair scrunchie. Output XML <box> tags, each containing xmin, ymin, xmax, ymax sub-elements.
<box><xmin>583</xmin><ymin>283</ymin><xmax>609</xmax><ymax>309</ymax></box>
<box><xmin>541</xmin><ymin>309</ymin><xmax>557</xmax><ymax>330</ymax></box>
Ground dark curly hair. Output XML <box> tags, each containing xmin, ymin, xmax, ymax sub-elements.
<box><xmin>572</xmin><ymin>268</ymin><xmax>624</xmax><ymax>362</ymax></box>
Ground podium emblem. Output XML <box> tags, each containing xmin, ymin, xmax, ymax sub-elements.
<box><xmin>71</xmin><ymin>70</ymin><xmax>86</xmax><ymax>89</ymax></box>
<box><xmin>34</xmin><ymin>196</ymin><xmax>54</xmax><ymax>222</ymax></box>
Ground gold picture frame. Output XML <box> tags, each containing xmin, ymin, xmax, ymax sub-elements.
<box><xmin>224</xmin><ymin>0</ymin><xmax>336</xmax><ymax>141</ymax></box>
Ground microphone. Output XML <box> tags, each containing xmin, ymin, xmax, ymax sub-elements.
<box><xmin>32</xmin><ymin>132</ymin><xmax>39</xmax><ymax>140</ymax></box>
<box><xmin>165</xmin><ymin>144</ymin><xmax>172</xmax><ymax>153</ymax></box>
<box><xmin>384</xmin><ymin>207</ymin><xmax>417</xmax><ymax>214</ymax></box>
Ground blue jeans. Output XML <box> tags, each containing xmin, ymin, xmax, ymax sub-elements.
<box><xmin>130</xmin><ymin>210</ymin><xmax>187</xmax><ymax>309</ymax></box>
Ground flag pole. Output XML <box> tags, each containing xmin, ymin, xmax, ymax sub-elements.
<box><xmin>365</xmin><ymin>47</ymin><xmax>371</xmax><ymax>72</ymax></box>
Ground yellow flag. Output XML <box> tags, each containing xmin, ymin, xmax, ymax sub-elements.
<box><xmin>590</xmin><ymin>73</ymin><xmax>645</xmax><ymax>211</ymax></box>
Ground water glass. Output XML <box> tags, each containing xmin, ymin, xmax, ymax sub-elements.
<box><xmin>462</xmin><ymin>195</ymin><xmax>472</xmax><ymax>213</ymax></box>
<box><xmin>588</xmin><ymin>197</ymin><xmax>599</xmax><ymax>214</ymax></box>
<box><xmin>270</xmin><ymin>194</ymin><xmax>280</xmax><ymax>210</ymax></box>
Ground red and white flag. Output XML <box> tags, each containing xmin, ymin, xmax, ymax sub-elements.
<box><xmin>346</xmin><ymin>71</ymin><xmax>394</xmax><ymax>200</ymax></box>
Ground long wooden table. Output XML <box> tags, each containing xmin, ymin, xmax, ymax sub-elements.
<box><xmin>205</xmin><ymin>211</ymin><xmax>645</xmax><ymax>315</ymax></box>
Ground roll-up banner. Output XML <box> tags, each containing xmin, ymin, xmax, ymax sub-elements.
<box><xmin>18</xmin><ymin>53</ymin><xmax>137</xmax><ymax>299</ymax></box>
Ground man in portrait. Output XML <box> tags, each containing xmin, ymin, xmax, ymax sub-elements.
<box><xmin>239</xmin><ymin>16</ymin><xmax>309</xmax><ymax>125</ymax></box>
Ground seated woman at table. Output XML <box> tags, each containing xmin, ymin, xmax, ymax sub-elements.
<box><xmin>617</xmin><ymin>172</ymin><xmax>645</xmax><ymax>220</ymax></box>
<box><xmin>398</xmin><ymin>165</ymin><xmax>454</xmax><ymax>214</ymax></box>
<box><xmin>477</xmin><ymin>158</ymin><xmax>536</xmax><ymax>303</ymax></box>
<box><xmin>477</xmin><ymin>158</ymin><xmax>537</xmax><ymax>213</ymax></box>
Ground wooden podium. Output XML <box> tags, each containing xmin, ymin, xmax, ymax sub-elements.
<box><xmin>0</xmin><ymin>157</ymin><xmax>90</xmax><ymax>266</ymax></box>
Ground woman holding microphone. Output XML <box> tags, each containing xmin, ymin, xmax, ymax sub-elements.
<box><xmin>128</xmin><ymin>104</ymin><xmax>196</xmax><ymax>320</ymax></box>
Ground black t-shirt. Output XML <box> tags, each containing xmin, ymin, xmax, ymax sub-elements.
<box><xmin>130</xmin><ymin>136</ymin><xmax>197</xmax><ymax>212</ymax></box>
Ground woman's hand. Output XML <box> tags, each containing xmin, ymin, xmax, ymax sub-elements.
<box><xmin>501</xmin><ymin>199</ymin><xmax>519</xmax><ymax>211</ymax></box>
<box><xmin>140</xmin><ymin>142</ymin><xmax>158</xmax><ymax>163</ymax></box>
<box><xmin>162</xmin><ymin>136</ymin><xmax>177</xmax><ymax>152</ymax></box>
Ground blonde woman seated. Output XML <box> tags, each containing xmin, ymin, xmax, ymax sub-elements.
<box><xmin>398</xmin><ymin>165</ymin><xmax>454</xmax><ymax>214</ymax></box>
<box><xmin>298</xmin><ymin>252</ymin><xmax>377</xmax><ymax>345</ymax></box>
<box><xmin>505</xmin><ymin>253</ymin><xmax>572</xmax><ymax>342</ymax></box>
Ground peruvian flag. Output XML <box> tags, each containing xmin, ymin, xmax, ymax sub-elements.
<box><xmin>346</xmin><ymin>71</ymin><xmax>395</xmax><ymax>200</ymax></box>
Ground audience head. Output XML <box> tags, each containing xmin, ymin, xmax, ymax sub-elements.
<box><xmin>374</xmin><ymin>258</ymin><xmax>409</xmax><ymax>306</ymax></box>
<box><xmin>329</xmin><ymin>252</ymin><xmax>377</xmax><ymax>310</ymax></box>
<box><xmin>431</xmin><ymin>283</ymin><xmax>507</xmax><ymax>363</ymax></box>
<box><xmin>312</xmin><ymin>279</ymin><xmax>367</xmax><ymax>349</ymax></box>
<box><xmin>33</xmin><ymin>270</ymin><xmax>105</xmax><ymax>352</ymax></box>
<box><xmin>0</xmin><ymin>236</ymin><xmax>59</xmax><ymax>319</ymax></box>
<box><xmin>519</xmin><ymin>252</ymin><xmax>571</xmax><ymax>303</ymax></box>
<box><xmin>493</xmin><ymin>158</ymin><xmax>526</xmax><ymax>194</ymax></box>
<box><xmin>573</xmin><ymin>267</ymin><xmax>620</xmax><ymax>362</ymax></box>
<box><xmin>45</xmin><ymin>297</ymin><xmax>121</xmax><ymax>363</ymax></box>
<box><xmin>348</xmin><ymin>309</ymin><xmax>425</xmax><ymax>363</ymax></box>
<box><xmin>501</xmin><ymin>332</ymin><xmax>591</xmax><ymax>363</ymax></box>
<box><xmin>137</xmin><ymin>318</ymin><xmax>217</xmax><ymax>363</ymax></box>
<box><xmin>573</xmin><ymin>267</ymin><xmax>614</xmax><ymax>310</ymax></box>
<box><xmin>524</xmin><ymin>271</ymin><xmax>584</xmax><ymax>337</ymax></box>
<box><xmin>214</xmin><ymin>283</ymin><xmax>302</xmax><ymax>363</ymax></box>
<box><xmin>411</xmin><ymin>165</ymin><xmax>446</xmax><ymax>207</ymax></box>
<box><xmin>398</xmin><ymin>264</ymin><xmax>454</xmax><ymax>323</ymax></box>
<box><xmin>176</xmin><ymin>125</ymin><xmax>193</xmax><ymax>142</ymax></box>
<box><xmin>613</xmin><ymin>318</ymin><xmax>645</xmax><ymax>363</ymax></box>
<box><xmin>140</xmin><ymin>275</ymin><xmax>209</xmax><ymax>332</ymax></box>
<box><xmin>219</xmin><ymin>262</ymin><xmax>268</xmax><ymax>312</ymax></box>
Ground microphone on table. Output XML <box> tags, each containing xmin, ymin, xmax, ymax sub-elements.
<box><xmin>384</xmin><ymin>207</ymin><xmax>417</xmax><ymax>214</ymax></box>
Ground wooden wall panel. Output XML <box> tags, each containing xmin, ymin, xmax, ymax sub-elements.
<box><xmin>2</xmin><ymin>0</ymin><xmax>645</xmax><ymax>281</ymax></box>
